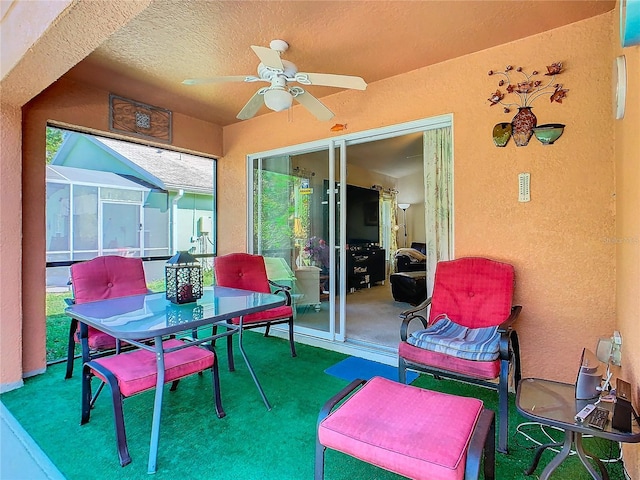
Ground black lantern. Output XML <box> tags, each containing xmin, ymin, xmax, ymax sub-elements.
<box><xmin>165</xmin><ymin>251</ymin><xmax>203</xmax><ymax>304</ymax></box>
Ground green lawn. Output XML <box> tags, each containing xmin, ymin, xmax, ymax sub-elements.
<box><xmin>46</xmin><ymin>291</ymin><xmax>73</xmax><ymax>363</ymax></box>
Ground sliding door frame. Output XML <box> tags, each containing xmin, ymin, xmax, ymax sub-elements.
<box><xmin>247</xmin><ymin>113</ymin><xmax>454</xmax><ymax>345</ymax></box>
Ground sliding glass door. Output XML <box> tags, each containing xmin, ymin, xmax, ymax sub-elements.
<box><xmin>250</xmin><ymin>141</ymin><xmax>346</xmax><ymax>341</ymax></box>
<box><xmin>248</xmin><ymin>115</ymin><xmax>453</xmax><ymax>350</ymax></box>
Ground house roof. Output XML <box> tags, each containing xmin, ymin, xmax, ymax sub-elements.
<box><xmin>53</xmin><ymin>132</ymin><xmax>215</xmax><ymax>195</ymax></box>
<box><xmin>92</xmin><ymin>136</ymin><xmax>215</xmax><ymax>194</ymax></box>
<box><xmin>46</xmin><ymin>165</ymin><xmax>150</xmax><ymax>192</ymax></box>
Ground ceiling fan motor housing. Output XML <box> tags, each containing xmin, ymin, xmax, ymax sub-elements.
<box><xmin>257</xmin><ymin>60</ymin><xmax>297</xmax><ymax>81</ymax></box>
<box><xmin>269</xmin><ymin>39</ymin><xmax>289</xmax><ymax>53</ymax></box>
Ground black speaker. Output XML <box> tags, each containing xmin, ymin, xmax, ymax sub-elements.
<box><xmin>611</xmin><ymin>398</ymin><xmax>633</xmax><ymax>433</ymax></box>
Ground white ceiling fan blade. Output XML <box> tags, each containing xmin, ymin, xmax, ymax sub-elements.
<box><xmin>295</xmin><ymin>72</ymin><xmax>367</xmax><ymax>90</ymax></box>
<box><xmin>251</xmin><ymin>45</ymin><xmax>284</xmax><ymax>70</ymax></box>
<box><xmin>182</xmin><ymin>75</ymin><xmax>261</xmax><ymax>85</ymax></box>
<box><xmin>237</xmin><ymin>89</ymin><xmax>266</xmax><ymax>120</ymax></box>
<box><xmin>292</xmin><ymin>89</ymin><xmax>334</xmax><ymax>121</ymax></box>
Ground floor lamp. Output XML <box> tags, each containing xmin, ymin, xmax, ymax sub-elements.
<box><xmin>398</xmin><ymin>203</ymin><xmax>410</xmax><ymax>247</ymax></box>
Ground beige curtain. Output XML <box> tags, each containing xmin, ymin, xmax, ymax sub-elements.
<box><xmin>381</xmin><ymin>191</ymin><xmax>399</xmax><ymax>272</ymax></box>
<box><xmin>423</xmin><ymin>126</ymin><xmax>453</xmax><ymax>294</ymax></box>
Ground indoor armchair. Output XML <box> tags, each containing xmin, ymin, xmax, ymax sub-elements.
<box><xmin>394</xmin><ymin>241</ymin><xmax>427</xmax><ymax>272</ymax></box>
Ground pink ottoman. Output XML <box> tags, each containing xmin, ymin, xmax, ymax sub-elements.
<box><xmin>316</xmin><ymin>377</ymin><xmax>495</xmax><ymax>480</ymax></box>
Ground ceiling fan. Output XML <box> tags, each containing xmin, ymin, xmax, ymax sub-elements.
<box><xmin>182</xmin><ymin>39</ymin><xmax>367</xmax><ymax>121</ymax></box>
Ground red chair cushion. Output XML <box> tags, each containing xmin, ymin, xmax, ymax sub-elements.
<box><xmin>70</xmin><ymin>256</ymin><xmax>148</xmax><ymax>304</ymax></box>
<box><xmin>91</xmin><ymin>339</ymin><xmax>214</xmax><ymax>397</ymax></box>
<box><xmin>429</xmin><ymin>257</ymin><xmax>514</xmax><ymax>329</ymax></box>
<box><xmin>399</xmin><ymin>341</ymin><xmax>501</xmax><ymax>380</ymax></box>
<box><xmin>214</xmin><ymin>253</ymin><xmax>271</xmax><ymax>293</ymax></box>
<box><xmin>215</xmin><ymin>253</ymin><xmax>291</xmax><ymax>325</ymax></box>
<box><xmin>86</xmin><ymin>327</ymin><xmax>118</xmax><ymax>350</ymax></box>
<box><xmin>70</xmin><ymin>256</ymin><xmax>149</xmax><ymax>348</ymax></box>
<box><xmin>319</xmin><ymin>377</ymin><xmax>484</xmax><ymax>480</ymax></box>
<box><xmin>229</xmin><ymin>305</ymin><xmax>293</xmax><ymax>325</ymax></box>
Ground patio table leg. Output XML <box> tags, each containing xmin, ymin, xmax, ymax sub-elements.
<box><xmin>539</xmin><ymin>431</ymin><xmax>573</xmax><ymax>480</ymax></box>
<box><xmin>237</xmin><ymin>316</ymin><xmax>272</xmax><ymax>411</ymax></box>
<box><xmin>575</xmin><ymin>432</ymin><xmax>608</xmax><ymax>480</ymax></box>
<box><xmin>147</xmin><ymin>336</ymin><xmax>166</xmax><ymax>474</ymax></box>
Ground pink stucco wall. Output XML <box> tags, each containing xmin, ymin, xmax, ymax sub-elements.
<box><xmin>0</xmin><ymin>103</ymin><xmax>24</xmax><ymax>389</ymax></box>
<box><xmin>614</xmin><ymin>40</ymin><xmax>640</xmax><ymax>477</ymax></box>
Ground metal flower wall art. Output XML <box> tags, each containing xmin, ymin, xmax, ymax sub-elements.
<box><xmin>487</xmin><ymin>62</ymin><xmax>568</xmax><ymax>147</ymax></box>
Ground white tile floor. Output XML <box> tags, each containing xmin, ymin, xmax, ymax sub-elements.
<box><xmin>0</xmin><ymin>402</ymin><xmax>65</xmax><ymax>480</ymax></box>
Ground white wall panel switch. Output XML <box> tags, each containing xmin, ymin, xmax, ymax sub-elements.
<box><xmin>518</xmin><ymin>173</ymin><xmax>531</xmax><ymax>202</ymax></box>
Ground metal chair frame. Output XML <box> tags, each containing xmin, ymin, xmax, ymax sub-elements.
<box><xmin>399</xmin><ymin>299</ymin><xmax>521</xmax><ymax>454</ymax></box>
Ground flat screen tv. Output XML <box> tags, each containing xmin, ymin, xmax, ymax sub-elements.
<box><xmin>346</xmin><ymin>184</ymin><xmax>380</xmax><ymax>245</ymax></box>
<box><xmin>322</xmin><ymin>182</ymin><xmax>380</xmax><ymax>246</ymax></box>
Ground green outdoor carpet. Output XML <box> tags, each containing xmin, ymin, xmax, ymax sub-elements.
<box><xmin>0</xmin><ymin>333</ymin><xmax>625</xmax><ymax>480</ymax></box>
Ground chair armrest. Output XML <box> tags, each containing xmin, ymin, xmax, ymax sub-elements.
<box><xmin>497</xmin><ymin>305</ymin><xmax>522</xmax><ymax>333</ymax></box>
<box><xmin>399</xmin><ymin>297</ymin><xmax>431</xmax><ymax>341</ymax></box>
<box><xmin>399</xmin><ymin>297</ymin><xmax>432</xmax><ymax>320</ymax></box>
<box><xmin>497</xmin><ymin>305</ymin><xmax>522</xmax><ymax>361</ymax></box>
<box><xmin>317</xmin><ymin>379</ymin><xmax>367</xmax><ymax>426</ymax></box>
<box><xmin>268</xmin><ymin>279</ymin><xmax>292</xmax><ymax>306</ymax></box>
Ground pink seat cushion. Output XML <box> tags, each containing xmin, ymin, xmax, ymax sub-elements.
<box><xmin>399</xmin><ymin>342</ymin><xmax>500</xmax><ymax>380</ymax></box>
<box><xmin>86</xmin><ymin>327</ymin><xmax>118</xmax><ymax>350</ymax></box>
<box><xmin>91</xmin><ymin>339</ymin><xmax>214</xmax><ymax>397</ymax></box>
<box><xmin>229</xmin><ymin>305</ymin><xmax>293</xmax><ymax>325</ymax></box>
<box><xmin>319</xmin><ymin>377</ymin><xmax>483</xmax><ymax>480</ymax></box>
<box><xmin>429</xmin><ymin>257</ymin><xmax>514</xmax><ymax>329</ymax></box>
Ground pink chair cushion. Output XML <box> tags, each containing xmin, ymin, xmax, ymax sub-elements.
<box><xmin>86</xmin><ymin>328</ymin><xmax>118</xmax><ymax>350</ymax></box>
<box><xmin>229</xmin><ymin>305</ymin><xmax>293</xmax><ymax>325</ymax></box>
<box><xmin>214</xmin><ymin>253</ymin><xmax>271</xmax><ymax>294</ymax></box>
<box><xmin>399</xmin><ymin>342</ymin><xmax>501</xmax><ymax>380</ymax></box>
<box><xmin>215</xmin><ymin>253</ymin><xmax>292</xmax><ymax>325</ymax></box>
<box><xmin>429</xmin><ymin>257</ymin><xmax>514</xmax><ymax>329</ymax></box>
<box><xmin>70</xmin><ymin>256</ymin><xmax>149</xmax><ymax>348</ymax></box>
<box><xmin>91</xmin><ymin>339</ymin><xmax>214</xmax><ymax>397</ymax></box>
<box><xmin>70</xmin><ymin>256</ymin><xmax>148</xmax><ymax>304</ymax></box>
<box><xmin>319</xmin><ymin>377</ymin><xmax>484</xmax><ymax>480</ymax></box>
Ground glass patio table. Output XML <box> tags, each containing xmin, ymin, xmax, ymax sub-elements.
<box><xmin>517</xmin><ymin>378</ymin><xmax>640</xmax><ymax>480</ymax></box>
<box><xmin>65</xmin><ymin>285</ymin><xmax>285</xmax><ymax>473</ymax></box>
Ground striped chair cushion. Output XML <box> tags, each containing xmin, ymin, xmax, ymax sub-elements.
<box><xmin>407</xmin><ymin>317</ymin><xmax>500</xmax><ymax>361</ymax></box>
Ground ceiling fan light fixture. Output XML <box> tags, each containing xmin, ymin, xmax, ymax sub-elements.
<box><xmin>264</xmin><ymin>88</ymin><xmax>293</xmax><ymax>112</ymax></box>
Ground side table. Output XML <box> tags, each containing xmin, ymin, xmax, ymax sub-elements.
<box><xmin>516</xmin><ymin>378</ymin><xmax>640</xmax><ymax>480</ymax></box>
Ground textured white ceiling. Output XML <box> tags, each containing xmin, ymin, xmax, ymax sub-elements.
<box><xmin>64</xmin><ymin>0</ymin><xmax>615</xmax><ymax>127</ymax></box>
